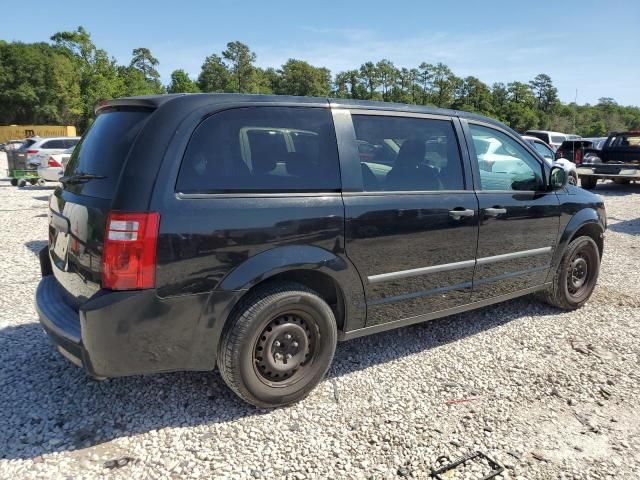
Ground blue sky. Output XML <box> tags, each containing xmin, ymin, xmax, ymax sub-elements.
<box><xmin>4</xmin><ymin>0</ymin><xmax>640</xmax><ymax>105</ymax></box>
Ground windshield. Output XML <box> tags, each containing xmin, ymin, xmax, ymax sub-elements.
<box><xmin>64</xmin><ymin>109</ymin><xmax>150</xmax><ymax>198</ymax></box>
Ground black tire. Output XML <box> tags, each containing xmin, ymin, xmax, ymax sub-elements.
<box><xmin>568</xmin><ymin>173</ymin><xmax>578</xmax><ymax>186</ymax></box>
<box><xmin>613</xmin><ymin>178</ymin><xmax>630</xmax><ymax>185</ymax></box>
<box><xmin>29</xmin><ymin>178</ymin><xmax>38</xmax><ymax>185</ymax></box>
<box><xmin>17</xmin><ymin>178</ymin><xmax>27</xmax><ymax>188</ymax></box>
<box><xmin>217</xmin><ymin>282</ymin><xmax>337</xmax><ymax>408</ymax></box>
<box><xmin>580</xmin><ymin>176</ymin><xmax>597</xmax><ymax>189</ymax></box>
<box><xmin>10</xmin><ymin>178</ymin><xmax>18</xmax><ymax>186</ymax></box>
<box><xmin>541</xmin><ymin>236</ymin><xmax>600</xmax><ymax>310</ymax></box>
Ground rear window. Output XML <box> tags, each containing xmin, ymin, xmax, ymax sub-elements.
<box><xmin>177</xmin><ymin>107</ymin><xmax>340</xmax><ymax>193</ymax></box>
<box><xmin>64</xmin><ymin>110</ymin><xmax>150</xmax><ymax>199</ymax></box>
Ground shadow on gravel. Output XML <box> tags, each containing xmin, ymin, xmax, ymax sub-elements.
<box><xmin>32</xmin><ymin>195</ymin><xmax>52</xmax><ymax>201</ymax></box>
<box><xmin>0</xmin><ymin>295</ymin><xmax>559</xmax><ymax>461</ymax></box>
<box><xmin>589</xmin><ymin>182</ymin><xmax>639</xmax><ymax>197</ymax></box>
<box><xmin>607</xmin><ymin>217</ymin><xmax>640</xmax><ymax>236</ymax></box>
<box><xmin>24</xmin><ymin>240</ymin><xmax>48</xmax><ymax>254</ymax></box>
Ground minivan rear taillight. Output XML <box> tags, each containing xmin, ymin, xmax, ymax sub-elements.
<box><xmin>48</xmin><ymin>156</ymin><xmax>62</xmax><ymax>167</ymax></box>
<box><xmin>102</xmin><ymin>212</ymin><xmax>160</xmax><ymax>290</ymax></box>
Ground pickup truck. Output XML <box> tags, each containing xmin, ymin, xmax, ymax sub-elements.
<box><xmin>577</xmin><ymin>131</ymin><xmax>640</xmax><ymax>189</ymax></box>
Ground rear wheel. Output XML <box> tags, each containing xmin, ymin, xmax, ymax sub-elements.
<box><xmin>217</xmin><ymin>282</ymin><xmax>337</xmax><ymax>408</ymax></box>
<box><xmin>580</xmin><ymin>176</ymin><xmax>597</xmax><ymax>189</ymax></box>
<box><xmin>541</xmin><ymin>236</ymin><xmax>600</xmax><ymax>310</ymax></box>
<box><xmin>29</xmin><ymin>178</ymin><xmax>38</xmax><ymax>185</ymax></box>
<box><xmin>10</xmin><ymin>178</ymin><xmax>18</xmax><ymax>186</ymax></box>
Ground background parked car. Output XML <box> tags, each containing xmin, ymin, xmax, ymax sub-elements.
<box><xmin>37</xmin><ymin>147</ymin><xmax>74</xmax><ymax>183</ymax></box>
<box><xmin>523</xmin><ymin>130</ymin><xmax>579</xmax><ymax>152</ymax></box>
<box><xmin>22</xmin><ymin>136</ymin><xmax>80</xmax><ymax>166</ymax></box>
<box><xmin>522</xmin><ymin>135</ymin><xmax>578</xmax><ymax>185</ymax></box>
<box><xmin>1</xmin><ymin>140</ymin><xmax>25</xmax><ymax>152</ymax></box>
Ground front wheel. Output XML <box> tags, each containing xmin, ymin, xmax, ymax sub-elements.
<box><xmin>580</xmin><ymin>176</ymin><xmax>598</xmax><ymax>189</ymax></box>
<box><xmin>541</xmin><ymin>236</ymin><xmax>600</xmax><ymax>310</ymax></box>
<box><xmin>568</xmin><ymin>173</ymin><xmax>578</xmax><ymax>186</ymax></box>
<box><xmin>217</xmin><ymin>282</ymin><xmax>337</xmax><ymax>408</ymax></box>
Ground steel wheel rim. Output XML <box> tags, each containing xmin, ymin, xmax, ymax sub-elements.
<box><xmin>567</xmin><ymin>250</ymin><xmax>591</xmax><ymax>297</ymax></box>
<box><xmin>252</xmin><ymin>310</ymin><xmax>319</xmax><ymax>388</ymax></box>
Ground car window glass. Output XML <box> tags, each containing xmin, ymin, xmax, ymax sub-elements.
<box><xmin>470</xmin><ymin>124</ymin><xmax>543</xmax><ymax>191</ymax></box>
<box><xmin>41</xmin><ymin>140</ymin><xmax>58</xmax><ymax>149</ymax></box>
<box><xmin>551</xmin><ymin>135</ymin><xmax>565</xmax><ymax>144</ymax></box>
<box><xmin>351</xmin><ymin>114</ymin><xmax>464</xmax><ymax>191</ymax></box>
<box><xmin>177</xmin><ymin>107</ymin><xmax>340</xmax><ymax>193</ymax></box>
<box><xmin>532</xmin><ymin>142</ymin><xmax>554</xmax><ymax>159</ymax></box>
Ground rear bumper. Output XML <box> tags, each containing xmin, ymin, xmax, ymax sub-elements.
<box><xmin>35</xmin><ymin>273</ymin><xmax>237</xmax><ymax>378</ymax></box>
<box><xmin>577</xmin><ymin>165</ymin><xmax>640</xmax><ymax>180</ymax></box>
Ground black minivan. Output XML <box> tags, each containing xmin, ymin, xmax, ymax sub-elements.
<box><xmin>36</xmin><ymin>94</ymin><xmax>606</xmax><ymax>407</ymax></box>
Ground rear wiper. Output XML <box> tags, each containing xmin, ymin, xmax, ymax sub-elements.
<box><xmin>60</xmin><ymin>172</ymin><xmax>107</xmax><ymax>185</ymax></box>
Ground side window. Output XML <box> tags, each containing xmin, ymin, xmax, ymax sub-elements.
<box><xmin>177</xmin><ymin>107</ymin><xmax>340</xmax><ymax>193</ymax></box>
<box><xmin>469</xmin><ymin>124</ymin><xmax>543</xmax><ymax>191</ymax></box>
<box><xmin>532</xmin><ymin>141</ymin><xmax>554</xmax><ymax>160</ymax></box>
<box><xmin>352</xmin><ymin>114</ymin><xmax>464</xmax><ymax>192</ymax></box>
<box><xmin>41</xmin><ymin>140</ymin><xmax>61</xmax><ymax>149</ymax></box>
<box><xmin>65</xmin><ymin>138</ymin><xmax>79</xmax><ymax>148</ymax></box>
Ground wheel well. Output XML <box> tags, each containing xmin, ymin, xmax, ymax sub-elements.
<box><xmin>236</xmin><ymin>270</ymin><xmax>346</xmax><ymax>331</ymax></box>
<box><xmin>573</xmin><ymin>223</ymin><xmax>604</xmax><ymax>258</ymax></box>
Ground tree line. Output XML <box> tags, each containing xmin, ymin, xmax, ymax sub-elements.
<box><xmin>1</xmin><ymin>26</ymin><xmax>639</xmax><ymax>135</ymax></box>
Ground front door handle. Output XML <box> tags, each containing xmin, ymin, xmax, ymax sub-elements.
<box><xmin>484</xmin><ymin>207</ymin><xmax>507</xmax><ymax>217</ymax></box>
<box><xmin>449</xmin><ymin>208</ymin><xmax>475</xmax><ymax>220</ymax></box>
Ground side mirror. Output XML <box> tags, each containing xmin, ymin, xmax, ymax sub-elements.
<box><xmin>549</xmin><ymin>165</ymin><xmax>568</xmax><ymax>190</ymax></box>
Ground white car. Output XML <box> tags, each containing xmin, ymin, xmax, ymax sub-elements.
<box><xmin>523</xmin><ymin>130</ymin><xmax>581</xmax><ymax>152</ymax></box>
<box><xmin>522</xmin><ymin>135</ymin><xmax>578</xmax><ymax>185</ymax></box>
<box><xmin>23</xmin><ymin>136</ymin><xmax>80</xmax><ymax>166</ymax></box>
<box><xmin>37</xmin><ymin>147</ymin><xmax>75</xmax><ymax>182</ymax></box>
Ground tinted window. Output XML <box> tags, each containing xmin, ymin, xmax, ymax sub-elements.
<box><xmin>612</xmin><ymin>135</ymin><xmax>640</xmax><ymax>147</ymax></box>
<box><xmin>177</xmin><ymin>107</ymin><xmax>340</xmax><ymax>193</ymax></box>
<box><xmin>470</xmin><ymin>124</ymin><xmax>543</xmax><ymax>191</ymax></box>
<box><xmin>352</xmin><ymin>114</ymin><xmax>464</xmax><ymax>191</ymax></box>
<box><xmin>42</xmin><ymin>140</ymin><xmax>65</xmax><ymax>149</ymax></box>
<box><xmin>64</xmin><ymin>110</ymin><xmax>150</xmax><ymax>199</ymax></box>
<box><xmin>64</xmin><ymin>138</ymin><xmax>79</xmax><ymax>148</ymax></box>
<box><xmin>550</xmin><ymin>135</ymin><xmax>566</xmax><ymax>144</ymax></box>
<box><xmin>18</xmin><ymin>139</ymin><xmax>36</xmax><ymax>151</ymax></box>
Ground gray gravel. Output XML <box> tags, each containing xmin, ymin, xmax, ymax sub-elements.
<box><xmin>1</xmin><ymin>179</ymin><xmax>639</xmax><ymax>479</ymax></box>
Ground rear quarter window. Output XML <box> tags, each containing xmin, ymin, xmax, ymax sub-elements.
<box><xmin>64</xmin><ymin>110</ymin><xmax>150</xmax><ymax>199</ymax></box>
<box><xmin>177</xmin><ymin>107</ymin><xmax>340</xmax><ymax>193</ymax></box>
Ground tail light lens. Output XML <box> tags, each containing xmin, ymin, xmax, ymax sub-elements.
<box><xmin>102</xmin><ymin>212</ymin><xmax>160</xmax><ymax>290</ymax></box>
<box><xmin>575</xmin><ymin>149</ymin><xmax>583</xmax><ymax>165</ymax></box>
<box><xmin>48</xmin><ymin>156</ymin><xmax>62</xmax><ymax>167</ymax></box>
<box><xmin>26</xmin><ymin>149</ymin><xmax>39</xmax><ymax>155</ymax></box>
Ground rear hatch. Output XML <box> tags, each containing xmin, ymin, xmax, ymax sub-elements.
<box><xmin>48</xmin><ymin>109</ymin><xmax>151</xmax><ymax>308</ymax></box>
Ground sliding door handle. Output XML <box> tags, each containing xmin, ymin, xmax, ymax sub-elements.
<box><xmin>449</xmin><ymin>208</ymin><xmax>475</xmax><ymax>220</ymax></box>
<box><xmin>484</xmin><ymin>207</ymin><xmax>507</xmax><ymax>217</ymax></box>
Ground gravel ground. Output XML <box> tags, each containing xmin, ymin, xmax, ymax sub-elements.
<box><xmin>1</xmin><ymin>179</ymin><xmax>639</xmax><ymax>479</ymax></box>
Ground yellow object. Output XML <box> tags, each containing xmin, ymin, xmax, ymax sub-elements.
<box><xmin>0</xmin><ymin>125</ymin><xmax>77</xmax><ymax>143</ymax></box>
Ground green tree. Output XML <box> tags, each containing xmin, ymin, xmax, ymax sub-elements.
<box><xmin>197</xmin><ymin>54</ymin><xmax>230</xmax><ymax>92</ymax></box>
<box><xmin>376</xmin><ymin>59</ymin><xmax>398</xmax><ymax>102</ymax></box>
<box><xmin>431</xmin><ymin>63</ymin><xmax>458</xmax><ymax>108</ymax></box>
<box><xmin>274</xmin><ymin>59</ymin><xmax>331</xmax><ymax>97</ymax></box>
<box><xmin>167</xmin><ymin>69</ymin><xmax>199</xmax><ymax>93</ymax></box>
<box><xmin>130</xmin><ymin>48</ymin><xmax>161</xmax><ymax>85</ymax></box>
<box><xmin>359</xmin><ymin>61</ymin><xmax>380</xmax><ymax>99</ymax></box>
<box><xmin>50</xmin><ymin>26</ymin><xmax>122</xmax><ymax>129</ymax></box>
<box><xmin>222</xmin><ymin>41</ymin><xmax>256</xmax><ymax>92</ymax></box>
